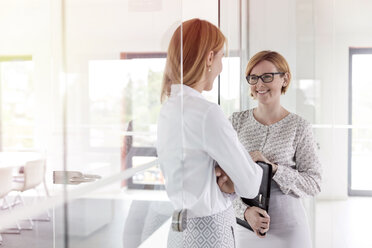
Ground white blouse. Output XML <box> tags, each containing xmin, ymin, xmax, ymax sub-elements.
<box><xmin>156</xmin><ymin>84</ymin><xmax>262</xmax><ymax>218</ymax></box>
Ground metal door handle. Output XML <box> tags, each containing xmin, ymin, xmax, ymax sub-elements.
<box><xmin>53</xmin><ymin>171</ymin><xmax>102</xmax><ymax>185</ymax></box>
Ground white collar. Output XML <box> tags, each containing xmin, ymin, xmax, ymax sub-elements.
<box><xmin>170</xmin><ymin>84</ymin><xmax>205</xmax><ymax>99</ymax></box>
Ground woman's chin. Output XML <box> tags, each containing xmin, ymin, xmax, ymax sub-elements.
<box><xmin>256</xmin><ymin>94</ymin><xmax>271</xmax><ymax>104</ymax></box>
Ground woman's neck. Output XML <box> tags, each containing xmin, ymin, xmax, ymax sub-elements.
<box><xmin>192</xmin><ymin>82</ymin><xmax>204</xmax><ymax>93</ymax></box>
<box><xmin>254</xmin><ymin>102</ymin><xmax>288</xmax><ymax>126</ymax></box>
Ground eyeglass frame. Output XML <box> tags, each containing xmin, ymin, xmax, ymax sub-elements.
<box><xmin>246</xmin><ymin>72</ymin><xmax>285</xmax><ymax>85</ymax></box>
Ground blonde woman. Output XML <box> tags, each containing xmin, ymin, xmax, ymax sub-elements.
<box><xmin>156</xmin><ymin>19</ymin><xmax>264</xmax><ymax>247</ymax></box>
<box><xmin>218</xmin><ymin>51</ymin><xmax>322</xmax><ymax>248</ymax></box>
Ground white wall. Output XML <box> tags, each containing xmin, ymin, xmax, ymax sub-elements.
<box><xmin>314</xmin><ymin>0</ymin><xmax>372</xmax><ymax>199</ymax></box>
<box><xmin>248</xmin><ymin>0</ymin><xmax>297</xmax><ymax>112</ymax></box>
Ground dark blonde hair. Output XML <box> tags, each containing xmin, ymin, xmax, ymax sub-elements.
<box><xmin>246</xmin><ymin>50</ymin><xmax>291</xmax><ymax>95</ymax></box>
<box><xmin>161</xmin><ymin>18</ymin><xmax>226</xmax><ymax>102</ymax></box>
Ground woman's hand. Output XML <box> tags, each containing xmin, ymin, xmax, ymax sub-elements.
<box><xmin>244</xmin><ymin>206</ymin><xmax>270</xmax><ymax>238</ymax></box>
<box><xmin>215</xmin><ymin>165</ymin><xmax>235</xmax><ymax>194</ymax></box>
<box><xmin>249</xmin><ymin>151</ymin><xmax>278</xmax><ymax>174</ymax></box>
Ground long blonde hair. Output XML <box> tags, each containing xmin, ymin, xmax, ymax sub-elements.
<box><xmin>160</xmin><ymin>18</ymin><xmax>226</xmax><ymax>102</ymax></box>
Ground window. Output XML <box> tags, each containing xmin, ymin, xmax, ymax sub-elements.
<box><xmin>88</xmin><ymin>53</ymin><xmax>166</xmax><ymax>188</ymax></box>
<box><xmin>348</xmin><ymin>48</ymin><xmax>372</xmax><ymax>196</ymax></box>
<box><xmin>0</xmin><ymin>56</ymin><xmax>34</xmax><ymax>151</ymax></box>
<box><xmin>88</xmin><ymin>53</ymin><xmax>166</xmax><ymax>148</ymax></box>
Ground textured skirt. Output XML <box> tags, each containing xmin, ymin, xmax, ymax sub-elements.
<box><xmin>168</xmin><ymin>205</ymin><xmax>236</xmax><ymax>248</ymax></box>
<box><xmin>235</xmin><ymin>181</ymin><xmax>312</xmax><ymax>248</ymax></box>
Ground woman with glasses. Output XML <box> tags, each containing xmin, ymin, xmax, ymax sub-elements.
<box><xmin>157</xmin><ymin>19</ymin><xmax>263</xmax><ymax>247</ymax></box>
<box><xmin>218</xmin><ymin>50</ymin><xmax>322</xmax><ymax>248</ymax></box>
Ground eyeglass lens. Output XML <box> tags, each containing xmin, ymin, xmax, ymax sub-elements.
<box><xmin>248</xmin><ymin>73</ymin><xmax>274</xmax><ymax>84</ymax></box>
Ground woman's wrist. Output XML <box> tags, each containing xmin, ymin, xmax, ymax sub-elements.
<box><xmin>243</xmin><ymin>206</ymin><xmax>251</xmax><ymax>221</ymax></box>
<box><xmin>271</xmin><ymin>163</ymin><xmax>278</xmax><ymax>174</ymax></box>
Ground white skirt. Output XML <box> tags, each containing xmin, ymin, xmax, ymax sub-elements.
<box><xmin>235</xmin><ymin>181</ymin><xmax>312</xmax><ymax>248</ymax></box>
<box><xmin>168</xmin><ymin>206</ymin><xmax>237</xmax><ymax>248</ymax></box>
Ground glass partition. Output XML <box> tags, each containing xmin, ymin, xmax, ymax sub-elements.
<box><xmin>60</xmin><ymin>0</ymin><xmax>184</xmax><ymax>247</ymax></box>
<box><xmin>247</xmin><ymin>0</ymin><xmax>318</xmax><ymax>245</ymax></box>
<box><xmin>4</xmin><ymin>0</ymin><xmax>372</xmax><ymax>247</ymax></box>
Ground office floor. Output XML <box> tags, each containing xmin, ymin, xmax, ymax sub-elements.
<box><xmin>1</xmin><ymin>197</ymin><xmax>372</xmax><ymax>248</ymax></box>
<box><xmin>315</xmin><ymin>197</ymin><xmax>372</xmax><ymax>248</ymax></box>
<box><xmin>0</xmin><ymin>199</ymin><xmax>171</xmax><ymax>248</ymax></box>
<box><xmin>0</xmin><ymin>212</ymin><xmax>53</xmax><ymax>248</ymax></box>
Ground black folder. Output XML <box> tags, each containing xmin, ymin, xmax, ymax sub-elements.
<box><xmin>236</xmin><ymin>161</ymin><xmax>273</xmax><ymax>234</ymax></box>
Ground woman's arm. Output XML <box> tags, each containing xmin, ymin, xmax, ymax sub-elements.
<box><xmin>215</xmin><ymin>158</ymin><xmax>271</xmax><ymax>237</ymax></box>
<box><xmin>203</xmin><ymin>104</ymin><xmax>263</xmax><ymax>199</ymax></box>
<box><xmin>273</xmin><ymin>122</ymin><xmax>322</xmax><ymax>197</ymax></box>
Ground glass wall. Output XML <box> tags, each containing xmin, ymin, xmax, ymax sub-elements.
<box><xmin>246</xmin><ymin>0</ymin><xmax>372</xmax><ymax>247</ymax></box>
<box><xmin>2</xmin><ymin>0</ymin><xmax>372</xmax><ymax>247</ymax></box>
<box><xmin>59</xmin><ymin>0</ymin><xmax>183</xmax><ymax>247</ymax></box>
<box><xmin>1</xmin><ymin>0</ymin><xmax>243</xmax><ymax>247</ymax></box>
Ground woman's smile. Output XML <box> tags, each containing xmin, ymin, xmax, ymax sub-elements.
<box><xmin>257</xmin><ymin>89</ymin><xmax>270</xmax><ymax>95</ymax></box>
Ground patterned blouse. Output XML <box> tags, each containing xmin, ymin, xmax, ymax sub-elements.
<box><xmin>230</xmin><ymin>109</ymin><xmax>322</xmax><ymax>220</ymax></box>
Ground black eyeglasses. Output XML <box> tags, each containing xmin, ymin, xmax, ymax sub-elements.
<box><xmin>246</xmin><ymin>72</ymin><xmax>285</xmax><ymax>85</ymax></box>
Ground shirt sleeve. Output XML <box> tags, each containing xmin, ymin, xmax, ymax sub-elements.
<box><xmin>273</xmin><ymin>121</ymin><xmax>322</xmax><ymax>197</ymax></box>
<box><xmin>203</xmin><ymin>104</ymin><xmax>263</xmax><ymax>199</ymax></box>
<box><xmin>229</xmin><ymin>113</ymin><xmax>250</xmax><ymax>219</ymax></box>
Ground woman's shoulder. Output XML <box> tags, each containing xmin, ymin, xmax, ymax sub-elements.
<box><xmin>230</xmin><ymin>109</ymin><xmax>252</xmax><ymax>122</ymax></box>
<box><xmin>287</xmin><ymin>112</ymin><xmax>313</xmax><ymax>135</ymax></box>
<box><xmin>289</xmin><ymin>112</ymin><xmax>311</xmax><ymax>126</ymax></box>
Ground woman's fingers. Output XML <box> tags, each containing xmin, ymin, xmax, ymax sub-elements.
<box><xmin>215</xmin><ymin>165</ymin><xmax>229</xmax><ymax>179</ymax></box>
<box><xmin>260</xmin><ymin>222</ymin><xmax>269</xmax><ymax>229</ymax></box>
<box><xmin>261</xmin><ymin>226</ymin><xmax>269</xmax><ymax>233</ymax></box>
<box><xmin>256</xmin><ymin>208</ymin><xmax>270</xmax><ymax>219</ymax></box>
<box><xmin>217</xmin><ymin>176</ymin><xmax>228</xmax><ymax>187</ymax></box>
<box><xmin>245</xmin><ymin>206</ymin><xmax>271</xmax><ymax>234</ymax></box>
<box><xmin>254</xmin><ymin>229</ymin><xmax>266</xmax><ymax>238</ymax></box>
<box><xmin>215</xmin><ymin>166</ymin><xmax>222</xmax><ymax>176</ymax></box>
<box><xmin>249</xmin><ymin>151</ymin><xmax>265</xmax><ymax>162</ymax></box>
<box><xmin>258</xmin><ymin>219</ymin><xmax>270</xmax><ymax>230</ymax></box>
<box><xmin>249</xmin><ymin>150</ymin><xmax>272</xmax><ymax>165</ymax></box>
<box><xmin>215</xmin><ymin>166</ymin><xmax>229</xmax><ymax>188</ymax></box>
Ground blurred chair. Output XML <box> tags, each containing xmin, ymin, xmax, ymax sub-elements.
<box><xmin>12</xmin><ymin>159</ymin><xmax>50</xmax><ymax>230</ymax></box>
<box><xmin>0</xmin><ymin>167</ymin><xmax>21</xmax><ymax>245</ymax></box>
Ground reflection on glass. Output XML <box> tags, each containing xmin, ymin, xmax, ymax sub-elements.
<box><xmin>296</xmin><ymin>79</ymin><xmax>319</xmax><ymax>123</ymax></box>
<box><xmin>88</xmin><ymin>58</ymin><xmax>165</xmax><ymax>148</ymax></box>
<box><xmin>132</xmin><ymin>156</ymin><xmax>163</xmax><ymax>185</ymax></box>
<box><xmin>202</xmin><ymin>56</ymin><xmax>241</xmax><ymax>116</ymax></box>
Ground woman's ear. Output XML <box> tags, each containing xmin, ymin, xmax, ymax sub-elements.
<box><xmin>206</xmin><ymin>51</ymin><xmax>214</xmax><ymax>66</ymax></box>
<box><xmin>282</xmin><ymin>72</ymin><xmax>289</xmax><ymax>86</ymax></box>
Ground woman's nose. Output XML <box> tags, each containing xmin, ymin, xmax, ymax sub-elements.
<box><xmin>256</xmin><ymin>78</ymin><xmax>265</xmax><ymax>87</ymax></box>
